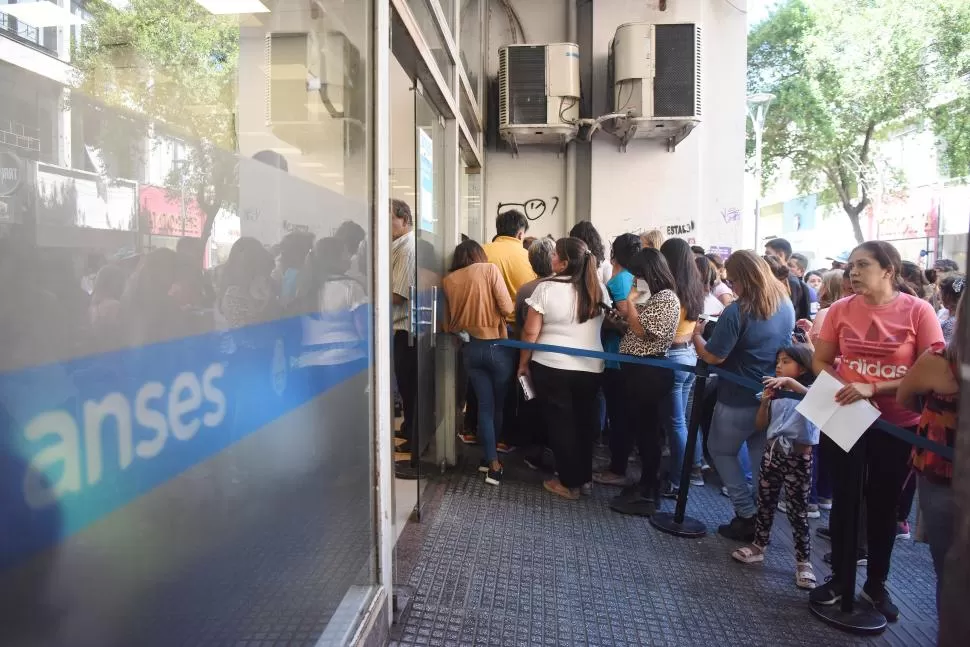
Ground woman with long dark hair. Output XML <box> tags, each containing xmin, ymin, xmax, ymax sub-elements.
<box><xmin>443</xmin><ymin>239</ymin><xmax>515</xmax><ymax>484</ymax></box>
<box><xmin>569</xmin><ymin>220</ymin><xmax>610</xmax><ymax>285</ymax></box>
<box><xmin>693</xmin><ymin>251</ymin><xmax>795</xmax><ymax>541</ymax></box>
<box><xmin>608</xmin><ymin>248</ymin><xmax>681</xmax><ymax>516</ymax></box>
<box><xmin>809</xmin><ymin>241</ymin><xmax>944</xmax><ymax>622</ymax></box>
<box><xmin>659</xmin><ymin>238</ymin><xmax>706</xmax><ymax>495</ymax></box>
<box><xmin>518</xmin><ymin>237</ymin><xmax>606</xmax><ymax>500</ymax></box>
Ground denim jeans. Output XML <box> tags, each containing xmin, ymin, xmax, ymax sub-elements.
<box><xmin>918</xmin><ymin>474</ymin><xmax>955</xmax><ymax>610</ymax></box>
<box><xmin>463</xmin><ymin>340</ymin><xmax>516</xmax><ymax>463</ymax></box>
<box><xmin>664</xmin><ymin>345</ymin><xmax>699</xmax><ymax>487</ymax></box>
<box><xmin>708</xmin><ymin>401</ymin><xmax>764</xmax><ymax>518</ymax></box>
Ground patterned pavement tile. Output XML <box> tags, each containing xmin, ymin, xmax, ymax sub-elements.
<box><xmin>391</xmin><ymin>460</ymin><xmax>938</xmax><ymax>647</ymax></box>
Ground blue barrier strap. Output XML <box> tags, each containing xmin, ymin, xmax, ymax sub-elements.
<box><xmin>486</xmin><ymin>337</ymin><xmax>954</xmax><ymax>461</ymax></box>
<box><xmin>491</xmin><ymin>338</ymin><xmax>696</xmax><ymax>374</ymax></box>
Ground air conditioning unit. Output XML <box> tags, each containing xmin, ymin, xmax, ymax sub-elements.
<box><xmin>498</xmin><ymin>43</ymin><xmax>580</xmax><ymax>154</ymax></box>
<box><xmin>263</xmin><ymin>1</ymin><xmax>363</xmax><ymax>153</ymax></box>
<box><xmin>607</xmin><ymin>22</ymin><xmax>702</xmax><ymax>151</ymax></box>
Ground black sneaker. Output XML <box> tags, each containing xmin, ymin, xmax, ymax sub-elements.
<box><xmin>822</xmin><ymin>549</ymin><xmax>868</xmax><ymax>566</ymax></box>
<box><xmin>862</xmin><ymin>580</ymin><xmax>899</xmax><ymax>622</ymax></box>
<box><xmin>478</xmin><ymin>459</ymin><xmax>489</xmax><ymax>474</ymax></box>
<box><xmin>609</xmin><ymin>493</ymin><xmax>657</xmax><ymax>517</ymax></box>
<box><xmin>717</xmin><ymin>516</ymin><xmax>756</xmax><ymax>542</ymax></box>
<box><xmin>816</xmin><ymin>526</ymin><xmax>831</xmax><ymax>541</ymax></box>
<box><xmin>484</xmin><ymin>466</ymin><xmax>503</xmax><ymax>486</ymax></box>
<box><xmin>660</xmin><ymin>482</ymin><xmax>679</xmax><ymax>499</ymax></box>
<box><xmin>809</xmin><ymin>578</ymin><xmax>842</xmax><ymax>606</ymax></box>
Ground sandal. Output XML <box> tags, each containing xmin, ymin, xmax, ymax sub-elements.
<box><xmin>796</xmin><ymin>562</ymin><xmax>817</xmax><ymax>590</ymax></box>
<box><xmin>731</xmin><ymin>545</ymin><xmax>765</xmax><ymax>564</ymax></box>
<box><xmin>543</xmin><ymin>479</ymin><xmax>580</xmax><ymax>500</ymax></box>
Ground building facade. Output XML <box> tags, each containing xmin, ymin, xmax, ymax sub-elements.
<box><xmin>0</xmin><ymin>1</ymin><xmax>746</xmax><ymax>645</ymax></box>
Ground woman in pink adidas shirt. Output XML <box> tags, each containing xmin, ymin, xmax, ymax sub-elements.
<box><xmin>808</xmin><ymin>241</ymin><xmax>944</xmax><ymax>622</ymax></box>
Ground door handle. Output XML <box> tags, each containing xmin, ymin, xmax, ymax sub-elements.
<box><xmin>408</xmin><ymin>285</ymin><xmax>416</xmax><ymax>347</ymax></box>
<box><xmin>430</xmin><ymin>285</ymin><xmax>438</xmax><ymax>348</ymax></box>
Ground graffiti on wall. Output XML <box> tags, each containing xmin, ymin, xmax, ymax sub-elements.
<box><xmin>497</xmin><ymin>196</ymin><xmax>559</xmax><ymax>222</ymax></box>
<box><xmin>665</xmin><ymin>221</ymin><xmax>695</xmax><ymax>237</ymax></box>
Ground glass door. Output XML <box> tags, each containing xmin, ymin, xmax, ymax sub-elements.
<box><xmin>410</xmin><ymin>85</ymin><xmax>446</xmax><ymax>519</ymax></box>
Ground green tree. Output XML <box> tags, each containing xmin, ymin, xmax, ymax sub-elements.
<box><xmin>71</xmin><ymin>0</ymin><xmax>239</xmax><ymax>247</ymax></box>
<box><xmin>927</xmin><ymin>0</ymin><xmax>970</xmax><ymax>177</ymax></box>
<box><xmin>748</xmin><ymin>0</ymin><xmax>935</xmax><ymax>244</ymax></box>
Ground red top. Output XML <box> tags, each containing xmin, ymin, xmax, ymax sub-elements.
<box><xmin>819</xmin><ymin>293</ymin><xmax>945</xmax><ymax>427</ymax></box>
<box><xmin>911</xmin><ymin>350</ymin><xmax>958</xmax><ymax>482</ymax></box>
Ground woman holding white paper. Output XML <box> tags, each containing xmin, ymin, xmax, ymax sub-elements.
<box><xmin>809</xmin><ymin>241</ymin><xmax>944</xmax><ymax>623</ymax></box>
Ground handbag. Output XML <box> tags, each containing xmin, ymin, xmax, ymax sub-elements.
<box><xmin>600</xmin><ymin>302</ymin><xmax>629</xmax><ymax>334</ymax></box>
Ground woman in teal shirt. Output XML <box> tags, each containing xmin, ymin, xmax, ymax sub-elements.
<box><xmin>593</xmin><ymin>234</ymin><xmax>642</xmax><ymax>486</ymax></box>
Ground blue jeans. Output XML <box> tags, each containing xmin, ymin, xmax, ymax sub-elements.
<box><xmin>708</xmin><ymin>401</ymin><xmax>764</xmax><ymax>518</ymax></box>
<box><xmin>918</xmin><ymin>474</ymin><xmax>955</xmax><ymax>610</ymax></box>
<box><xmin>664</xmin><ymin>345</ymin><xmax>699</xmax><ymax>486</ymax></box>
<box><xmin>463</xmin><ymin>340</ymin><xmax>515</xmax><ymax>463</ymax></box>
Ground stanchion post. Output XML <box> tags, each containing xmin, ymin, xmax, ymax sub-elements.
<box><xmin>810</xmin><ymin>435</ymin><xmax>886</xmax><ymax>634</ymax></box>
<box><xmin>650</xmin><ymin>359</ymin><xmax>708</xmax><ymax>538</ymax></box>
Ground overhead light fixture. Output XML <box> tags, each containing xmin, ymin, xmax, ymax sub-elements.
<box><xmin>194</xmin><ymin>0</ymin><xmax>269</xmax><ymax>15</ymax></box>
<box><xmin>1</xmin><ymin>1</ymin><xmax>85</xmax><ymax>28</ymax></box>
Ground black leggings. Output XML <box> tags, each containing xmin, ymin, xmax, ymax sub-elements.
<box><xmin>828</xmin><ymin>426</ymin><xmax>913</xmax><ymax>584</ymax></box>
<box><xmin>530</xmin><ymin>362</ymin><xmax>601</xmax><ymax>489</ymax></box>
<box><xmin>619</xmin><ymin>362</ymin><xmax>673</xmax><ymax>496</ymax></box>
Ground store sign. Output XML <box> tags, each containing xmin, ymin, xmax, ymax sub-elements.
<box><xmin>0</xmin><ymin>150</ymin><xmax>23</xmax><ymax>197</ymax></box>
<box><xmin>940</xmin><ymin>185</ymin><xmax>970</xmax><ymax>236</ymax></box>
<box><xmin>139</xmin><ymin>185</ymin><xmax>204</xmax><ymax>237</ymax></box>
<box><xmin>36</xmin><ymin>163</ymin><xmax>137</xmax><ymax>231</ymax></box>
<box><xmin>875</xmin><ymin>188</ymin><xmax>935</xmax><ymax>240</ymax></box>
<box><xmin>782</xmin><ymin>195</ymin><xmax>817</xmax><ymax>233</ymax></box>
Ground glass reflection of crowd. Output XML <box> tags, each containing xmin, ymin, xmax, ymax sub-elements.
<box><xmin>0</xmin><ymin>222</ymin><xmax>372</xmax><ymax>375</ymax></box>
<box><xmin>441</xmin><ymin>212</ymin><xmax>963</xmax><ymax>624</ymax></box>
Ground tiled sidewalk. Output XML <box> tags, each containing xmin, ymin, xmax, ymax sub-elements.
<box><xmin>391</xmin><ymin>461</ymin><xmax>937</xmax><ymax>647</ymax></box>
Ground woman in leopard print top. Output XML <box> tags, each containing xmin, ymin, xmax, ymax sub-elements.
<box><xmin>608</xmin><ymin>248</ymin><xmax>681</xmax><ymax>517</ymax></box>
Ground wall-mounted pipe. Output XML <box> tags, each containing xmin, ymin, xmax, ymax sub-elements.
<box><xmin>564</xmin><ymin>0</ymin><xmax>578</xmax><ymax>231</ymax></box>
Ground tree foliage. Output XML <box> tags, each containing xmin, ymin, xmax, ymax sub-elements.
<box><xmin>71</xmin><ymin>0</ymin><xmax>240</xmax><ymax>244</ymax></box>
<box><xmin>927</xmin><ymin>0</ymin><xmax>970</xmax><ymax>177</ymax></box>
<box><xmin>747</xmin><ymin>0</ymin><xmax>964</xmax><ymax>243</ymax></box>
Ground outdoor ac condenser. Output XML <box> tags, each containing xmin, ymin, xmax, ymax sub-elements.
<box><xmin>607</xmin><ymin>22</ymin><xmax>702</xmax><ymax>150</ymax></box>
<box><xmin>498</xmin><ymin>43</ymin><xmax>580</xmax><ymax>153</ymax></box>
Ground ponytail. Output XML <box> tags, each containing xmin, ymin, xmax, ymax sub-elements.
<box><xmin>553</xmin><ymin>237</ymin><xmax>603</xmax><ymax>324</ymax></box>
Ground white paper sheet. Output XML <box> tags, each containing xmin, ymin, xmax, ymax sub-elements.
<box><xmin>795</xmin><ymin>371</ymin><xmax>881</xmax><ymax>452</ymax></box>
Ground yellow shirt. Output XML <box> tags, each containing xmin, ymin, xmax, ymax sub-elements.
<box><xmin>675</xmin><ymin>305</ymin><xmax>696</xmax><ymax>337</ymax></box>
<box><xmin>483</xmin><ymin>236</ymin><xmax>537</xmax><ymax>321</ymax></box>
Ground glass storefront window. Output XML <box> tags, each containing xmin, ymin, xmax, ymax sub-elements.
<box><xmin>458</xmin><ymin>0</ymin><xmax>482</xmax><ymax>102</ymax></box>
<box><xmin>437</xmin><ymin>0</ymin><xmax>456</xmax><ymax>37</ymax></box>
<box><xmin>0</xmin><ymin>1</ymin><xmax>378</xmax><ymax>645</ymax></box>
<box><xmin>460</xmin><ymin>160</ymin><xmax>482</xmax><ymax>241</ymax></box>
<box><xmin>406</xmin><ymin>0</ymin><xmax>454</xmax><ymax>90</ymax></box>
<box><xmin>459</xmin><ymin>85</ymin><xmax>481</xmax><ymax>151</ymax></box>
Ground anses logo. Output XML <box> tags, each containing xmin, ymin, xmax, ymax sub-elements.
<box><xmin>22</xmin><ymin>363</ymin><xmax>226</xmax><ymax>509</ymax></box>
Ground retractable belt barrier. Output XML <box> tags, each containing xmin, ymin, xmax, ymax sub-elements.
<box><xmin>489</xmin><ymin>338</ymin><xmax>954</xmax><ymax>461</ymax></box>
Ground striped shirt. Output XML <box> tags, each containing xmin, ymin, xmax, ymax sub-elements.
<box><xmin>391</xmin><ymin>232</ymin><xmax>416</xmax><ymax>331</ymax></box>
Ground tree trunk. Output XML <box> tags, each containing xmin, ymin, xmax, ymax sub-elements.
<box><xmin>846</xmin><ymin>209</ymin><xmax>865</xmax><ymax>245</ymax></box>
<box><xmin>939</xmin><ymin>237</ymin><xmax>970</xmax><ymax>646</ymax></box>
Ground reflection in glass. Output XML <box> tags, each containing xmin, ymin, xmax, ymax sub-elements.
<box><xmin>458</xmin><ymin>0</ymin><xmax>482</xmax><ymax>102</ymax></box>
<box><xmin>0</xmin><ymin>0</ymin><xmax>377</xmax><ymax>644</ymax></box>
<box><xmin>406</xmin><ymin>0</ymin><xmax>454</xmax><ymax>90</ymax></box>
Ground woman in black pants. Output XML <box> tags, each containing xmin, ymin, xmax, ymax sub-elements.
<box><xmin>609</xmin><ymin>249</ymin><xmax>681</xmax><ymax>516</ymax></box>
<box><xmin>518</xmin><ymin>238</ymin><xmax>606</xmax><ymax>500</ymax></box>
<box><xmin>809</xmin><ymin>241</ymin><xmax>944</xmax><ymax>622</ymax></box>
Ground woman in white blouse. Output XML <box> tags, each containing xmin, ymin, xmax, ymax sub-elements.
<box><xmin>518</xmin><ymin>237</ymin><xmax>607</xmax><ymax>500</ymax></box>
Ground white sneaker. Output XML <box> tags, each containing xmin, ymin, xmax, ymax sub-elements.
<box><xmin>777</xmin><ymin>500</ymin><xmax>788</xmax><ymax>513</ymax></box>
<box><xmin>721</xmin><ymin>486</ymin><xmax>730</xmax><ymax>497</ymax></box>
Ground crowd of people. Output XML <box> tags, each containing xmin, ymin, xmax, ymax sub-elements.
<box><xmin>432</xmin><ymin>208</ymin><xmax>964</xmax><ymax>624</ymax></box>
